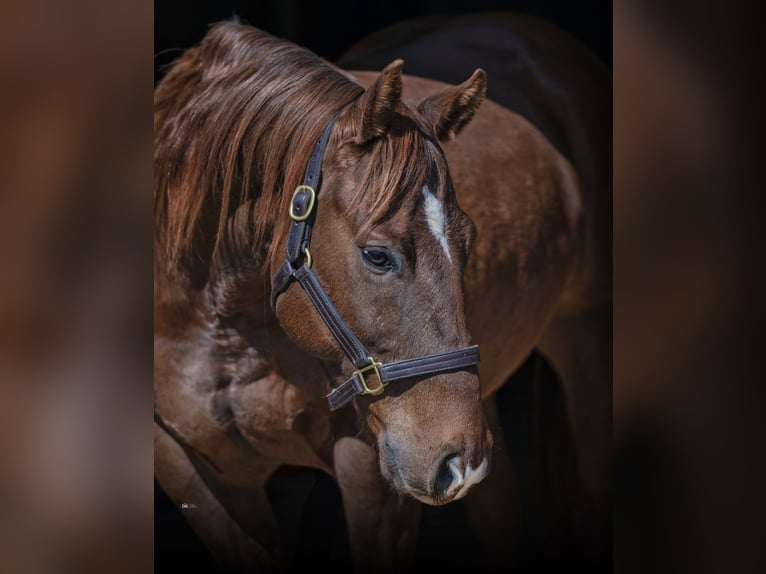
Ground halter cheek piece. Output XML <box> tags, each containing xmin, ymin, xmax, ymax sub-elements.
<box><xmin>270</xmin><ymin>115</ymin><xmax>480</xmax><ymax>411</ymax></box>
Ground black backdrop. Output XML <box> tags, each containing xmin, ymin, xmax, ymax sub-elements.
<box><xmin>155</xmin><ymin>1</ymin><xmax>611</xmax><ymax>85</ymax></box>
<box><xmin>154</xmin><ymin>2</ymin><xmax>612</xmax><ymax>572</ymax></box>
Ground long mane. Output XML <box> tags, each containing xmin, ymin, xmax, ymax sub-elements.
<box><xmin>154</xmin><ymin>21</ymin><xmax>363</xmax><ymax>286</ymax></box>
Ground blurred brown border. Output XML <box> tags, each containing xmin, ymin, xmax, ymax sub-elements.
<box><xmin>0</xmin><ymin>1</ymin><xmax>153</xmax><ymax>573</ymax></box>
<box><xmin>614</xmin><ymin>1</ymin><xmax>765</xmax><ymax>572</ymax></box>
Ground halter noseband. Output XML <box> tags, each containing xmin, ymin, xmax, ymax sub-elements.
<box><xmin>270</xmin><ymin>115</ymin><xmax>480</xmax><ymax>411</ymax></box>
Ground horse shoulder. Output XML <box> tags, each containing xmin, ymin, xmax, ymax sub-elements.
<box><xmin>154</xmin><ymin>316</ymin><xmax>334</xmax><ymax>484</ymax></box>
<box><xmin>444</xmin><ymin>92</ymin><xmax>586</xmax><ymax>394</ymax></box>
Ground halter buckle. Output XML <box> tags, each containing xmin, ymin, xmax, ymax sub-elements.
<box><xmin>355</xmin><ymin>358</ymin><xmax>385</xmax><ymax>396</ymax></box>
<box><xmin>289</xmin><ymin>185</ymin><xmax>316</xmax><ymax>221</ymax></box>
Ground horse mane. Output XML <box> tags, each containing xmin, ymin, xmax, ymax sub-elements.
<box><xmin>154</xmin><ymin>20</ymin><xmax>364</xmax><ymax>287</ymax></box>
<box><xmin>345</xmin><ymin>124</ymin><xmax>450</xmax><ymax>229</ymax></box>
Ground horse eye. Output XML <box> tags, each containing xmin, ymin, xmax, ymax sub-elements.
<box><xmin>361</xmin><ymin>248</ymin><xmax>392</xmax><ymax>270</ymax></box>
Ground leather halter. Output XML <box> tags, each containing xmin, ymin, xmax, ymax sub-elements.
<box><xmin>270</xmin><ymin>115</ymin><xmax>480</xmax><ymax>411</ymax></box>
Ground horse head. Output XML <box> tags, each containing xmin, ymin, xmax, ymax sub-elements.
<box><xmin>272</xmin><ymin>60</ymin><xmax>492</xmax><ymax>505</ymax></box>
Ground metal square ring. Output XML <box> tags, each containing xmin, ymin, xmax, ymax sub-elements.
<box><xmin>355</xmin><ymin>358</ymin><xmax>386</xmax><ymax>395</ymax></box>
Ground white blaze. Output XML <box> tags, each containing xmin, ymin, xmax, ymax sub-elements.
<box><xmin>422</xmin><ymin>186</ymin><xmax>452</xmax><ymax>262</ymax></box>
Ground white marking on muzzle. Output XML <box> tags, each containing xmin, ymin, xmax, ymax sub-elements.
<box><xmin>445</xmin><ymin>458</ymin><xmax>489</xmax><ymax>500</ymax></box>
<box><xmin>448</xmin><ymin>458</ymin><xmax>465</xmax><ymax>487</ymax></box>
<box><xmin>422</xmin><ymin>186</ymin><xmax>452</xmax><ymax>262</ymax></box>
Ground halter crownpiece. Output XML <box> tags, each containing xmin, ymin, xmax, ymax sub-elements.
<box><xmin>270</xmin><ymin>115</ymin><xmax>480</xmax><ymax>411</ymax></box>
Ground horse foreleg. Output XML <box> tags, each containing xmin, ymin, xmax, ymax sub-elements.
<box><xmin>537</xmin><ymin>303</ymin><xmax>612</xmax><ymax>554</ymax></box>
<box><xmin>333</xmin><ymin>436</ymin><xmax>421</xmax><ymax>572</ymax></box>
<box><xmin>463</xmin><ymin>394</ymin><xmax>522</xmax><ymax>571</ymax></box>
<box><xmin>154</xmin><ymin>422</ymin><xmax>283</xmax><ymax>572</ymax></box>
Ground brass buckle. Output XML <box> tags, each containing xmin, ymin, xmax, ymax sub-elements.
<box><xmin>355</xmin><ymin>357</ymin><xmax>386</xmax><ymax>396</ymax></box>
<box><xmin>289</xmin><ymin>185</ymin><xmax>316</xmax><ymax>221</ymax></box>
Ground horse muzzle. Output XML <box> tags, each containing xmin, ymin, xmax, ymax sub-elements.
<box><xmin>380</xmin><ymin>426</ymin><xmax>493</xmax><ymax>506</ymax></box>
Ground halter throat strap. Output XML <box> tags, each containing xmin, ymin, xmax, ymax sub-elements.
<box><xmin>270</xmin><ymin>116</ymin><xmax>480</xmax><ymax>411</ymax></box>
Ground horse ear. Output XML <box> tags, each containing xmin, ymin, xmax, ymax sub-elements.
<box><xmin>417</xmin><ymin>69</ymin><xmax>487</xmax><ymax>141</ymax></box>
<box><xmin>356</xmin><ymin>59</ymin><xmax>404</xmax><ymax>143</ymax></box>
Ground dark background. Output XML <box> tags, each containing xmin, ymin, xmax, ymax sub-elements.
<box><xmin>154</xmin><ymin>2</ymin><xmax>612</xmax><ymax>572</ymax></box>
<box><xmin>154</xmin><ymin>0</ymin><xmax>612</xmax><ymax>85</ymax></box>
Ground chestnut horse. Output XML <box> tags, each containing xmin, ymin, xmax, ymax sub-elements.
<box><xmin>155</xmin><ymin>15</ymin><xmax>610</xmax><ymax>573</ymax></box>
<box><xmin>338</xmin><ymin>11</ymin><xmax>612</xmax><ymax>565</ymax></box>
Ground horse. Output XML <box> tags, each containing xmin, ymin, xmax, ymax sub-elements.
<box><xmin>338</xmin><ymin>11</ymin><xmax>612</xmax><ymax>565</ymax></box>
<box><xmin>154</xmin><ymin>15</ymin><xmax>611</xmax><ymax>573</ymax></box>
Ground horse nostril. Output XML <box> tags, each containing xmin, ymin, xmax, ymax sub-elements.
<box><xmin>433</xmin><ymin>452</ymin><xmax>462</xmax><ymax>498</ymax></box>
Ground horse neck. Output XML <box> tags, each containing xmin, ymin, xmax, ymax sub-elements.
<box><xmin>154</xmin><ymin>226</ymin><xmax>276</xmax><ymax>338</ymax></box>
<box><xmin>205</xmin><ymin>262</ymin><xmax>273</xmax><ymax>324</ymax></box>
